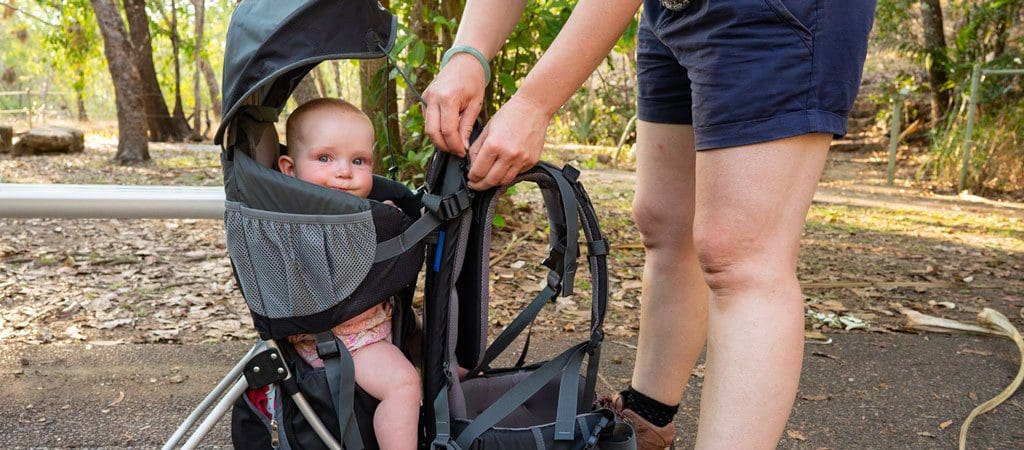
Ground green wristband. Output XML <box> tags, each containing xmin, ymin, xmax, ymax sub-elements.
<box><xmin>442</xmin><ymin>45</ymin><xmax>491</xmax><ymax>85</ymax></box>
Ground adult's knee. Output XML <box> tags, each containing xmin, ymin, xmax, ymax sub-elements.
<box><xmin>693</xmin><ymin>225</ymin><xmax>782</xmax><ymax>294</ymax></box>
<box><xmin>632</xmin><ymin>196</ymin><xmax>693</xmax><ymax>251</ymax></box>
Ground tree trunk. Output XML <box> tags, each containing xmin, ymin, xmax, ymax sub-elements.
<box><xmin>191</xmin><ymin>0</ymin><xmax>204</xmax><ymax>140</ymax></box>
<box><xmin>313</xmin><ymin>65</ymin><xmax>329</xmax><ymax>99</ymax></box>
<box><xmin>332</xmin><ymin>61</ymin><xmax>344</xmax><ymax>98</ymax></box>
<box><xmin>200</xmin><ymin>57</ymin><xmax>221</xmax><ymax>117</ymax></box>
<box><xmin>169</xmin><ymin>0</ymin><xmax>190</xmax><ymax>132</ymax></box>
<box><xmin>921</xmin><ymin>0</ymin><xmax>950</xmax><ymax>122</ymax></box>
<box><xmin>292</xmin><ymin>75</ymin><xmax>320</xmax><ymax>105</ymax></box>
<box><xmin>76</xmin><ymin>90</ymin><xmax>89</xmax><ymax>122</ymax></box>
<box><xmin>124</xmin><ymin>0</ymin><xmax>188</xmax><ymax>142</ymax></box>
<box><xmin>360</xmin><ymin>58</ymin><xmax>401</xmax><ymax>172</ymax></box>
<box><xmin>74</xmin><ymin>68</ymin><xmax>89</xmax><ymax>122</ymax></box>
<box><xmin>405</xmin><ymin>0</ymin><xmax>430</xmax><ymax>112</ymax></box>
<box><xmin>90</xmin><ymin>0</ymin><xmax>150</xmax><ymax>163</ymax></box>
<box><xmin>439</xmin><ymin>0</ymin><xmax>463</xmax><ymax>49</ymax></box>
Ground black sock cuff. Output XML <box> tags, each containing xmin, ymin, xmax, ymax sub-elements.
<box><xmin>621</xmin><ymin>386</ymin><xmax>679</xmax><ymax>427</ymax></box>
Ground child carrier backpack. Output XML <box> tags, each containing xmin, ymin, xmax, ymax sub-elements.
<box><xmin>163</xmin><ymin>0</ymin><xmax>636</xmax><ymax>449</ymax></box>
<box><xmin>421</xmin><ymin>152</ymin><xmax>636</xmax><ymax>449</ymax></box>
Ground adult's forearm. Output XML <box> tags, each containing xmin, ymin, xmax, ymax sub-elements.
<box><xmin>515</xmin><ymin>0</ymin><xmax>642</xmax><ymax>116</ymax></box>
<box><xmin>453</xmin><ymin>0</ymin><xmax>528</xmax><ymax>60</ymax></box>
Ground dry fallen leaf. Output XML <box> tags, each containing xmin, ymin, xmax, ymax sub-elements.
<box><xmin>817</xmin><ymin>300</ymin><xmax>848</xmax><ymax>313</ymax></box>
<box><xmin>108</xmin><ymin>391</ymin><xmax>125</xmax><ymax>407</ymax></box>
<box><xmin>968</xmin><ymin>392</ymin><xmax>978</xmax><ymax>401</ymax></box>
<box><xmin>786</xmin><ymin>430</ymin><xmax>807</xmax><ymax>441</ymax></box>
<box><xmin>621</xmin><ymin>280</ymin><xmax>643</xmax><ymax>291</ymax></box>
<box><xmin>917</xmin><ymin>431</ymin><xmax>936</xmax><ymax>438</ymax></box>
<box><xmin>939</xmin><ymin>420</ymin><xmax>953</xmax><ymax>430</ymax></box>
<box><xmin>958</xmin><ymin>349</ymin><xmax>994</xmax><ymax>357</ymax></box>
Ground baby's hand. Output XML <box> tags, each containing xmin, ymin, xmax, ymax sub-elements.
<box><xmin>383</xmin><ymin>200</ymin><xmax>398</xmax><ymax>208</ymax></box>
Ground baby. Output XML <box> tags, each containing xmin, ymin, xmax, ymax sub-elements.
<box><xmin>279</xmin><ymin>97</ymin><xmax>420</xmax><ymax>450</ymax></box>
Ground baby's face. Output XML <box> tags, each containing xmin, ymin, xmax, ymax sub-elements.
<box><xmin>281</xmin><ymin>109</ymin><xmax>375</xmax><ymax>198</ymax></box>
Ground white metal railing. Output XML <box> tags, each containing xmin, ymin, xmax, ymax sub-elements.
<box><xmin>0</xmin><ymin>184</ymin><xmax>224</xmax><ymax>219</ymax></box>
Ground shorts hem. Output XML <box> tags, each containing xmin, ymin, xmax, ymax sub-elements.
<box><xmin>637</xmin><ymin>98</ymin><xmax>693</xmax><ymax>125</ymax></box>
<box><xmin>695</xmin><ymin>109</ymin><xmax>847</xmax><ymax>151</ymax></box>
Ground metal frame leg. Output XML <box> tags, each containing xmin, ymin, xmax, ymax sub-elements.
<box><xmin>163</xmin><ymin>340</ymin><xmax>344</xmax><ymax>450</ymax></box>
<box><xmin>163</xmin><ymin>342</ymin><xmax>264</xmax><ymax>450</ymax></box>
<box><xmin>181</xmin><ymin>377</ymin><xmax>250</xmax><ymax>450</ymax></box>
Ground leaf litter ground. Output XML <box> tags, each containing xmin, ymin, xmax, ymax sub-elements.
<box><xmin>1</xmin><ymin>136</ymin><xmax>1022</xmax><ymax>346</ymax></box>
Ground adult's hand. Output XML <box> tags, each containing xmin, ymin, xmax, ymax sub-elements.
<box><xmin>423</xmin><ymin>54</ymin><xmax>487</xmax><ymax>156</ymax></box>
<box><xmin>465</xmin><ymin>94</ymin><xmax>552</xmax><ymax>191</ymax></box>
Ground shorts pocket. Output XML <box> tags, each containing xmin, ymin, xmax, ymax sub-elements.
<box><xmin>764</xmin><ymin>0</ymin><xmax>814</xmax><ymax>50</ymax></box>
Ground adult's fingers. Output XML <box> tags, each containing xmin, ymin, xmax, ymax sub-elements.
<box><xmin>423</xmin><ymin>99</ymin><xmax>451</xmax><ymax>153</ymax></box>
<box><xmin>498</xmin><ymin>163</ymin><xmax>520</xmax><ymax>186</ymax></box>
<box><xmin>470</xmin><ymin>154</ymin><xmax>514</xmax><ymax>191</ymax></box>
<box><xmin>459</xmin><ymin>100</ymin><xmax>483</xmax><ymax>151</ymax></box>
<box><xmin>438</xmin><ymin>97</ymin><xmax>465</xmax><ymax>154</ymax></box>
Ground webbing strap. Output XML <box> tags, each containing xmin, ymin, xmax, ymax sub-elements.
<box><xmin>582</xmin><ymin>345</ymin><xmax>601</xmax><ymax>416</ymax></box>
<box><xmin>373</xmin><ymin>211</ymin><xmax>441</xmax><ymax>263</ymax></box>
<box><xmin>432</xmin><ymin>385</ymin><xmax>457</xmax><ymax>449</ymax></box>
<box><xmin>554</xmin><ymin>342</ymin><xmax>586</xmax><ymax>441</ymax></box>
<box><xmin>454</xmin><ymin>342</ymin><xmax>590</xmax><ymax>448</ymax></box>
<box><xmin>536</xmin><ymin>165</ymin><xmax>580</xmax><ymax>296</ymax></box>
<box><xmin>315</xmin><ymin>332</ymin><xmax>364</xmax><ymax>450</ymax></box>
<box><xmin>469</xmin><ymin>284</ymin><xmax>557</xmax><ymax>375</ymax></box>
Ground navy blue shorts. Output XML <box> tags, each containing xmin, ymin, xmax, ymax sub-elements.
<box><xmin>637</xmin><ymin>0</ymin><xmax>876</xmax><ymax>150</ymax></box>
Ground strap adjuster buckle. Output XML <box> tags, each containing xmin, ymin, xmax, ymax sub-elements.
<box><xmin>422</xmin><ymin>189</ymin><xmax>474</xmax><ymax>221</ymax></box>
<box><xmin>315</xmin><ymin>332</ymin><xmax>340</xmax><ymax>360</ymax></box>
<box><xmin>439</xmin><ymin>190</ymin><xmax>472</xmax><ymax>220</ymax></box>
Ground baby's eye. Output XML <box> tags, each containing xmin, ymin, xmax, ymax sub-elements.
<box><xmin>353</xmin><ymin>157</ymin><xmax>364</xmax><ymax>166</ymax></box>
<box><xmin>317</xmin><ymin>154</ymin><xmax>331</xmax><ymax>163</ymax></box>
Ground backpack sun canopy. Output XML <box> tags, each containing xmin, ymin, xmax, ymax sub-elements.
<box><xmin>215</xmin><ymin>0</ymin><xmax>397</xmax><ymax>145</ymax></box>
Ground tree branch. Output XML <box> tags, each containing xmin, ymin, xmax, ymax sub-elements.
<box><xmin>0</xmin><ymin>1</ymin><xmax>60</xmax><ymax>27</ymax></box>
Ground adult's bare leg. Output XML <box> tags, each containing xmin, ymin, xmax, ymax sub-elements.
<box><xmin>692</xmin><ymin>133</ymin><xmax>831</xmax><ymax>449</ymax></box>
<box><xmin>630</xmin><ymin>121</ymin><xmax>709</xmax><ymax>405</ymax></box>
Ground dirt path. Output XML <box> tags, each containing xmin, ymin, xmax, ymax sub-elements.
<box><xmin>2</xmin><ymin>333</ymin><xmax>1022</xmax><ymax>448</ymax></box>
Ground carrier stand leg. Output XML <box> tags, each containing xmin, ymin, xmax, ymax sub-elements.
<box><xmin>163</xmin><ymin>340</ymin><xmax>343</xmax><ymax>450</ymax></box>
<box><xmin>163</xmin><ymin>342</ymin><xmax>263</xmax><ymax>450</ymax></box>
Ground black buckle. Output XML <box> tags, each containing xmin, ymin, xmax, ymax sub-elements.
<box><xmin>542</xmin><ymin>241</ymin><xmax>566</xmax><ymax>273</ymax></box>
<box><xmin>442</xmin><ymin>190</ymin><xmax>472</xmax><ymax>220</ymax></box>
<box><xmin>315</xmin><ymin>332</ymin><xmax>340</xmax><ymax>360</ymax></box>
<box><xmin>422</xmin><ymin>189</ymin><xmax>473</xmax><ymax>221</ymax></box>
<box><xmin>431</xmin><ymin>431</ymin><xmax>452</xmax><ymax>449</ymax></box>
<box><xmin>562</xmin><ymin>164</ymin><xmax>580</xmax><ymax>183</ymax></box>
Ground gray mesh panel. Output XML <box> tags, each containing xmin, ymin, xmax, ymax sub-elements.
<box><xmin>225</xmin><ymin>202</ymin><xmax>376</xmax><ymax>319</ymax></box>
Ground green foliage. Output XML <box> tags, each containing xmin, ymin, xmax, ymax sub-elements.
<box><xmin>875</xmin><ymin>0</ymin><xmax>1024</xmax><ymax>192</ymax></box>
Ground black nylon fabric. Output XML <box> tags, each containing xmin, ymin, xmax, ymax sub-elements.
<box><xmin>449</xmin><ymin>411</ymin><xmax>615</xmax><ymax>450</ymax></box>
<box><xmin>216</xmin><ymin>0</ymin><xmax>396</xmax><ymax>144</ymax></box>
<box><xmin>230</xmin><ymin>343</ymin><xmax>382</xmax><ymax>449</ymax></box>
<box><xmin>228</xmin><ymin>149</ymin><xmax>369</xmax><ymax>213</ymax></box>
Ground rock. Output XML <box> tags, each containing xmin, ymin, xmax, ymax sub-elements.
<box><xmin>0</xmin><ymin>124</ymin><xmax>11</xmax><ymax>153</ymax></box>
<box><xmin>12</xmin><ymin>125</ymin><xmax>84</xmax><ymax>156</ymax></box>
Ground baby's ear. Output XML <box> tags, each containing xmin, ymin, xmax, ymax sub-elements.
<box><xmin>278</xmin><ymin>155</ymin><xmax>295</xmax><ymax>176</ymax></box>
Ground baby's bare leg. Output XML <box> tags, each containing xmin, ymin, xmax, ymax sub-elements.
<box><xmin>353</xmin><ymin>341</ymin><xmax>421</xmax><ymax>450</ymax></box>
